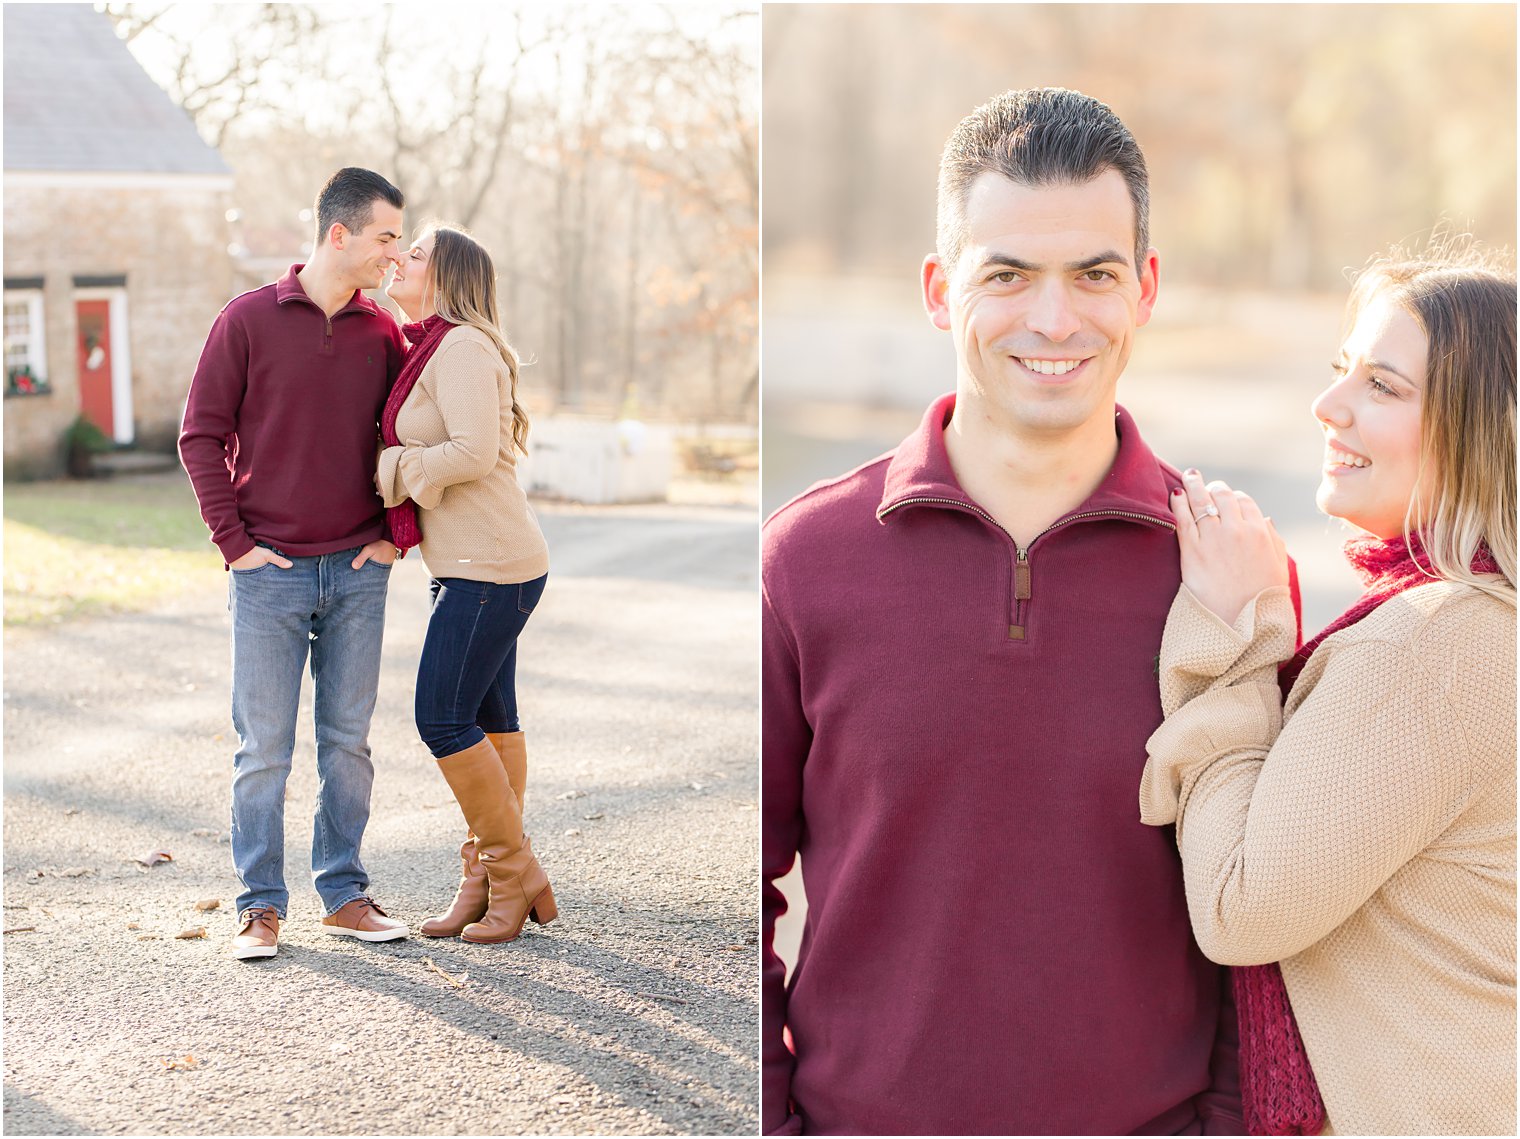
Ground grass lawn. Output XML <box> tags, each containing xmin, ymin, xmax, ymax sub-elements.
<box><xmin>3</xmin><ymin>472</ymin><xmax>224</xmax><ymax>626</ymax></box>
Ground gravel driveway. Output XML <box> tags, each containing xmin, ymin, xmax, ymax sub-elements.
<box><xmin>3</xmin><ymin>500</ymin><xmax>759</xmax><ymax>1136</ymax></box>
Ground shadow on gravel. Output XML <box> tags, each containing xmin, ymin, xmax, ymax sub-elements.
<box><xmin>291</xmin><ymin>937</ymin><xmax>754</xmax><ymax>1133</ymax></box>
<box><xmin>2</xmin><ymin>1082</ymin><xmax>98</xmax><ymax>1136</ymax></box>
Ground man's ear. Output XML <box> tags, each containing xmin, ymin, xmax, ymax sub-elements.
<box><xmin>327</xmin><ymin>222</ymin><xmax>349</xmax><ymax>251</ymax></box>
<box><xmin>922</xmin><ymin>255</ymin><xmax>952</xmax><ymax>331</ymax></box>
<box><xmin>1135</xmin><ymin>248</ymin><xmax>1160</xmax><ymax>327</ymax></box>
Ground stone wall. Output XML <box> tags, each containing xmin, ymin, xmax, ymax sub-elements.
<box><xmin>3</xmin><ymin>177</ymin><xmax>233</xmax><ymax>477</ymax></box>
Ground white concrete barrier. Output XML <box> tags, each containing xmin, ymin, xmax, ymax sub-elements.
<box><xmin>520</xmin><ymin>416</ymin><xmax>674</xmax><ymax>503</ymax></box>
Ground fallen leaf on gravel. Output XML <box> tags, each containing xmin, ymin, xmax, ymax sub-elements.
<box><xmin>193</xmin><ymin>899</ymin><xmax>220</xmax><ymax>912</ymax></box>
<box><xmin>175</xmin><ymin>926</ymin><xmax>207</xmax><ymax>940</ymax></box>
<box><xmin>56</xmin><ymin>867</ymin><xmax>93</xmax><ymax>878</ymax></box>
<box><xmin>133</xmin><ymin>850</ymin><xmax>173</xmax><ymax>867</ymax></box>
<box><xmin>161</xmin><ymin>1054</ymin><xmax>199</xmax><ymax>1071</ymax></box>
<box><xmin>557</xmin><ymin>790</ymin><xmax>586</xmax><ymax>800</ymax></box>
<box><xmin>636</xmin><ymin>991</ymin><xmax>689</xmax><ymax>1005</ymax></box>
<box><xmin>421</xmin><ymin>957</ymin><xmax>468</xmax><ymax>988</ymax></box>
<box><xmin>126</xmin><ymin>922</ymin><xmax>142</xmax><ymax>930</ymax></box>
<box><xmin>3</xmin><ymin>926</ymin><xmax>37</xmax><ymax>934</ymax></box>
<box><xmin>189</xmin><ymin>829</ymin><xmax>219</xmax><ymax>839</ymax></box>
<box><xmin>563</xmin><ymin>829</ymin><xmax>582</xmax><ymax>837</ymax></box>
<box><xmin>137</xmin><ymin>935</ymin><xmax>160</xmax><ymax>941</ymax></box>
<box><xmin>583</xmin><ymin>812</ymin><xmax>605</xmax><ymax>821</ymax></box>
<box><xmin>723</xmin><ymin>945</ymin><xmax>746</xmax><ymax>951</ymax></box>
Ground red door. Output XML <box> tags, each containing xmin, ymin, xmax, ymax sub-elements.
<box><xmin>76</xmin><ymin>299</ymin><xmax>113</xmax><ymax>435</ymax></box>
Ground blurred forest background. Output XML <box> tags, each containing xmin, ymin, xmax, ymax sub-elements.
<box><xmin>761</xmin><ymin>2</ymin><xmax>1516</xmax><ymax>631</ymax></box>
<box><xmin>107</xmin><ymin>1</ymin><xmax>758</xmax><ymax>423</ymax></box>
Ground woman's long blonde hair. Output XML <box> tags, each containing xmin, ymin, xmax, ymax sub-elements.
<box><xmin>1345</xmin><ymin>237</ymin><xmax>1516</xmax><ymax>604</ymax></box>
<box><xmin>425</xmin><ymin>224</ymin><xmax>529</xmax><ymax>455</ymax></box>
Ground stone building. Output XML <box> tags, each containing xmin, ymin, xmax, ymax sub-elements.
<box><xmin>3</xmin><ymin>4</ymin><xmax>234</xmax><ymax>477</ymax></box>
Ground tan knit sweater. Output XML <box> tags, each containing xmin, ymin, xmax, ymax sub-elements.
<box><xmin>1139</xmin><ymin>581</ymin><xmax>1516</xmax><ymax>1135</ymax></box>
<box><xmin>376</xmin><ymin>325</ymin><xmax>548</xmax><ymax>585</ymax></box>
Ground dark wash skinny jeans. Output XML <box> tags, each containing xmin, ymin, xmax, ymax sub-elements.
<box><xmin>414</xmin><ymin>573</ymin><xmax>548</xmax><ymax>758</ymax></box>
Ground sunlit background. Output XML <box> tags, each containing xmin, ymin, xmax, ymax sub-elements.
<box><xmin>762</xmin><ymin>2</ymin><xmax>1516</xmax><ymax>633</ymax></box>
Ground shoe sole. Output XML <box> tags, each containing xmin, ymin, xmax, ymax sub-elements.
<box><xmin>231</xmin><ymin>945</ymin><xmax>278</xmax><ymax>959</ymax></box>
<box><xmin>320</xmin><ymin>925</ymin><xmax>409</xmax><ymax>942</ymax></box>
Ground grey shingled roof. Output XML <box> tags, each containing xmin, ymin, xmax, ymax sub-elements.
<box><xmin>4</xmin><ymin>3</ymin><xmax>230</xmax><ymax>175</ymax></box>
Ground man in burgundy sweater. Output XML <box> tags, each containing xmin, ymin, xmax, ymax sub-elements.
<box><xmin>762</xmin><ymin>90</ymin><xmax>1247</xmax><ymax>1133</ymax></box>
<box><xmin>180</xmin><ymin>168</ymin><xmax>409</xmax><ymax>959</ymax></box>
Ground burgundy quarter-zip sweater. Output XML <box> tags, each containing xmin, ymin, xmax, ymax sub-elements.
<box><xmin>763</xmin><ymin>394</ymin><xmax>1251</xmax><ymax>1136</ymax></box>
<box><xmin>179</xmin><ymin>265</ymin><xmax>405</xmax><ymax>565</ymax></box>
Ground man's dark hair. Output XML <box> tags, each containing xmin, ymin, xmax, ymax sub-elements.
<box><xmin>936</xmin><ymin>88</ymin><xmax>1150</xmax><ymax>274</ymax></box>
<box><xmin>313</xmin><ymin>167</ymin><xmax>404</xmax><ymax>247</ymax></box>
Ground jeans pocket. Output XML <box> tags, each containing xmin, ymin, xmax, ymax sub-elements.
<box><xmin>517</xmin><ymin>575</ymin><xmax>546</xmax><ymax>615</ymax></box>
<box><xmin>232</xmin><ymin>544</ymin><xmax>280</xmax><ymax>574</ymax></box>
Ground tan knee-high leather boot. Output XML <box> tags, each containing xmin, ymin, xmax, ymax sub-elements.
<box><xmin>421</xmin><ymin>732</ymin><xmax>531</xmax><ymax>938</ymax></box>
<box><xmin>419</xmin><ymin>832</ymin><xmax>489</xmax><ymax>937</ymax></box>
<box><xmin>434</xmin><ymin>737</ymin><xmax>556</xmax><ymax>944</ymax></box>
<box><xmin>486</xmin><ymin>731</ymin><xmax>527</xmax><ymax>812</ymax></box>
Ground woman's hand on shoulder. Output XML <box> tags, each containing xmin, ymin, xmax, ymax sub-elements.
<box><xmin>1170</xmin><ymin>468</ymin><xmax>1288</xmax><ymax>625</ymax></box>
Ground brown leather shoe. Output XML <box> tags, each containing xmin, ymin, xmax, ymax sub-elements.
<box><xmin>321</xmin><ymin>897</ymin><xmax>409</xmax><ymax>942</ymax></box>
<box><xmin>231</xmin><ymin>906</ymin><xmax>280</xmax><ymax>960</ymax></box>
<box><xmin>419</xmin><ymin>837</ymin><xmax>489</xmax><ymax>938</ymax></box>
<box><xmin>435</xmin><ymin>737</ymin><xmax>556</xmax><ymax>945</ymax></box>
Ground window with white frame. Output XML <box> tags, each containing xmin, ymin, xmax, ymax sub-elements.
<box><xmin>4</xmin><ymin>289</ymin><xmax>49</xmax><ymax>396</ymax></box>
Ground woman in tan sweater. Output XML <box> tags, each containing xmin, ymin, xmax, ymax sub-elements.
<box><xmin>1139</xmin><ymin>245</ymin><xmax>1515</xmax><ymax>1135</ymax></box>
<box><xmin>376</xmin><ymin>225</ymin><xmax>554</xmax><ymax>945</ymax></box>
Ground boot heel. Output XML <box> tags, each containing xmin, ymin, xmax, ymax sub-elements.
<box><xmin>530</xmin><ymin>884</ymin><xmax>558</xmax><ymax>925</ymax></box>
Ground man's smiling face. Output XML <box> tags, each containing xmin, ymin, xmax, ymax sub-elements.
<box><xmin>924</xmin><ymin>169</ymin><xmax>1159</xmax><ymax>441</ymax></box>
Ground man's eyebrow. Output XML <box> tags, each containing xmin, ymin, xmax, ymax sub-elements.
<box><xmin>377</xmin><ymin>230</ymin><xmax>401</xmax><ymax>240</ymax></box>
<box><xmin>978</xmin><ymin>254</ymin><xmax>1040</xmax><ymax>272</ymax></box>
<box><xmin>1067</xmin><ymin>250</ymin><xmax>1131</xmax><ymax>272</ymax></box>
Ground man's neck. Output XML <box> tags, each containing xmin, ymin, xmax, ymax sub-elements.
<box><xmin>296</xmin><ymin>256</ymin><xmax>357</xmax><ymax>318</ymax></box>
<box><xmin>943</xmin><ymin>399</ymin><xmax>1120</xmax><ymax>549</ymax></box>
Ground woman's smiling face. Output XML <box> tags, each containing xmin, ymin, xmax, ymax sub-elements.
<box><xmin>385</xmin><ymin>232</ymin><xmax>436</xmax><ymax>318</ymax></box>
<box><xmin>1311</xmin><ymin>294</ymin><xmax>1430</xmax><ymax>539</ymax></box>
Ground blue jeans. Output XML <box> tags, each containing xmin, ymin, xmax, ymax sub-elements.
<box><xmin>414</xmin><ymin>574</ymin><xmax>547</xmax><ymax>758</ymax></box>
<box><xmin>227</xmin><ymin>546</ymin><xmax>392</xmax><ymax>918</ymax></box>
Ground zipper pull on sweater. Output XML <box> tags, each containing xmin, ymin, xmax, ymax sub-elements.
<box><xmin>1009</xmin><ymin>547</ymin><xmax>1031</xmax><ymax>640</ymax></box>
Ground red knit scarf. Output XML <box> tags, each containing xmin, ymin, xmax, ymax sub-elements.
<box><xmin>1236</xmin><ymin>533</ymin><xmax>1500</xmax><ymax>1135</ymax></box>
<box><xmin>381</xmin><ymin>314</ymin><xmax>454</xmax><ymax>552</ymax></box>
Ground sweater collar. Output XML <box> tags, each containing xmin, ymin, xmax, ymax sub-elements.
<box><xmin>877</xmin><ymin>392</ymin><xmax>1180</xmax><ymax>529</ymax></box>
<box><xmin>275</xmin><ymin>263</ymin><xmax>384</xmax><ymax>319</ymax></box>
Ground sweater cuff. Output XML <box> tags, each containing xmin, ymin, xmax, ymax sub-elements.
<box><xmin>376</xmin><ymin>445</ymin><xmax>405</xmax><ymax>508</ymax></box>
<box><xmin>1159</xmin><ymin>585</ymin><xmax>1296</xmax><ymax>713</ymax></box>
<box><xmin>215</xmin><ymin>532</ymin><xmax>256</xmax><ymax>567</ymax></box>
<box><xmin>396</xmin><ymin>441</ymin><xmax>443</xmax><ymax>510</ymax></box>
<box><xmin>1139</xmin><ymin>683</ymin><xmax>1281</xmax><ymax>826</ymax></box>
